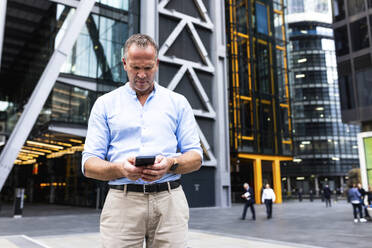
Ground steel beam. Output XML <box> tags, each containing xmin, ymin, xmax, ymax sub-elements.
<box><xmin>0</xmin><ymin>0</ymin><xmax>7</xmax><ymax>69</ymax></box>
<box><xmin>0</xmin><ymin>0</ymin><xmax>96</xmax><ymax>190</ymax></box>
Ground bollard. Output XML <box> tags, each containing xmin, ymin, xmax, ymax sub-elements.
<box><xmin>13</xmin><ymin>188</ymin><xmax>24</xmax><ymax>218</ymax></box>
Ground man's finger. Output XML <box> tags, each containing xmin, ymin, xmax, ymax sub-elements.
<box><xmin>142</xmin><ymin>168</ymin><xmax>161</xmax><ymax>176</ymax></box>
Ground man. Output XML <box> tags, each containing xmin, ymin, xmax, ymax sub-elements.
<box><xmin>323</xmin><ymin>185</ymin><xmax>332</xmax><ymax>207</ymax></box>
<box><xmin>262</xmin><ymin>184</ymin><xmax>276</xmax><ymax>219</ymax></box>
<box><xmin>82</xmin><ymin>34</ymin><xmax>202</xmax><ymax>248</ymax></box>
<box><xmin>240</xmin><ymin>183</ymin><xmax>256</xmax><ymax>220</ymax></box>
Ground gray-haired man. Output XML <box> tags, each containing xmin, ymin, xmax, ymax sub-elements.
<box><xmin>82</xmin><ymin>34</ymin><xmax>202</xmax><ymax>247</ymax></box>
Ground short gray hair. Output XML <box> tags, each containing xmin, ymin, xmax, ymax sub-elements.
<box><xmin>123</xmin><ymin>34</ymin><xmax>158</xmax><ymax>60</ymax></box>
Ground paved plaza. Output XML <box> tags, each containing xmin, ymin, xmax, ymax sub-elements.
<box><xmin>0</xmin><ymin>200</ymin><xmax>370</xmax><ymax>248</ymax></box>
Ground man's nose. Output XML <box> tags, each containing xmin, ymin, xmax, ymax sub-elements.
<box><xmin>137</xmin><ymin>71</ymin><xmax>146</xmax><ymax>78</ymax></box>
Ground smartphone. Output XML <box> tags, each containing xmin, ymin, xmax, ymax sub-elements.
<box><xmin>135</xmin><ymin>156</ymin><xmax>156</xmax><ymax>167</ymax></box>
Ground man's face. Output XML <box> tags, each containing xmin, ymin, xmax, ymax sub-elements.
<box><xmin>122</xmin><ymin>44</ymin><xmax>159</xmax><ymax>94</ymax></box>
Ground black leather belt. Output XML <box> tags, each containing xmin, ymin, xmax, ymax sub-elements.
<box><xmin>109</xmin><ymin>180</ymin><xmax>181</xmax><ymax>194</ymax></box>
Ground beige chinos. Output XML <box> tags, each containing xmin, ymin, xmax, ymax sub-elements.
<box><xmin>100</xmin><ymin>185</ymin><xmax>189</xmax><ymax>248</ymax></box>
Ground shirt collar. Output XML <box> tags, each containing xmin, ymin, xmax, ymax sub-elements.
<box><xmin>124</xmin><ymin>81</ymin><xmax>158</xmax><ymax>97</ymax></box>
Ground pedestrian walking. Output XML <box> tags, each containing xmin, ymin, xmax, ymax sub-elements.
<box><xmin>357</xmin><ymin>183</ymin><xmax>371</xmax><ymax>219</ymax></box>
<box><xmin>262</xmin><ymin>184</ymin><xmax>276</xmax><ymax>219</ymax></box>
<box><xmin>309</xmin><ymin>189</ymin><xmax>314</xmax><ymax>202</ymax></box>
<box><xmin>240</xmin><ymin>183</ymin><xmax>256</xmax><ymax>220</ymax></box>
<box><xmin>298</xmin><ymin>188</ymin><xmax>303</xmax><ymax>202</ymax></box>
<box><xmin>368</xmin><ymin>185</ymin><xmax>372</xmax><ymax>206</ymax></box>
<box><xmin>82</xmin><ymin>34</ymin><xmax>203</xmax><ymax>248</ymax></box>
<box><xmin>323</xmin><ymin>185</ymin><xmax>332</xmax><ymax>207</ymax></box>
<box><xmin>348</xmin><ymin>184</ymin><xmax>367</xmax><ymax>223</ymax></box>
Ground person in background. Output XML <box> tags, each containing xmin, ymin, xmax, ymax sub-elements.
<box><xmin>357</xmin><ymin>183</ymin><xmax>371</xmax><ymax>219</ymax></box>
<box><xmin>298</xmin><ymin>188</ymin><xmax>303</xmax><ymax>202</ymax></box>
<box><xmin>348</xmin><ymin>184</ymin><xmax>367</xmax><ymax>223</ymax></box>
<box><xmin>323</xmin><ymin>185</ymin><xmax>332</xmax><ymax>207</ymax></box>
<box><xmin>240</xmin><ymin>183</ymin><xmax>256</xmax><ymax>221</ymax></box>
<box><xmin>368</xmin><ymin>185</ymin><xmax>372</xmax><ymax>206</ymax></box>
<box><xmin>262</xmin><ymin>184</ymin><xmax>276</xmax><ymax>219</ymax></box>
<box><xmin>309</xmin><ymin>189</ymin><xmax>314</xmax><ymax>202</ymax></box>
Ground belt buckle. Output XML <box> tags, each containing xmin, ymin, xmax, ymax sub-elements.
<box><xmin>143</xmin><ymin>184</ymin><xmax>150</xmax><ymax>194</ymax></box>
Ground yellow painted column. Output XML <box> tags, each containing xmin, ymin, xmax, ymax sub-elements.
<box><xmin>272</xmin><ymin>159</ymin><xmax>282</xmax><ymax>203</ymax></box>
<box><xmin>253</xmin><ymin>158</ymin><xmax>263</xmax><ymax>204</ymax></box>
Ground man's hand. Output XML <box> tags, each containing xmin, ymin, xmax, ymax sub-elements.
<box><xmin>122</xmin><ymin>156</ymin><xmax>145</xmax><ymax>181</ymax></box>
<box><xmin>141</xmin><ymin>155</ymin><xmax>173</xmax><ymax>182</ymax></box>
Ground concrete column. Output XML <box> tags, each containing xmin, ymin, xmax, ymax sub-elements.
<box><xmin>0</xmin><ymin>0</ymin><xmax>7</xmax><ymax>69</ymax></box>
<box><xmin>211</xmin><ymin>0</ymin><xmax>231</xmax><ymax>208</ymax></box>
<box><xmin>315</xmin><ymin>176</ymin><xmax>319</xmax><ymax>196</ymax></box>
<box><xmin>253</xmin><ymin>159</ymin><xmax>263</xmax><ymax>204</ymax></box>
<box><xmin>140</xmin><ymin>0</ymin><xmax>157</xmax><ymax>40</ymax></box>
<box><xmin>272</xmin><ymin>160</ymin><xmax>282</xmax><ymax>203</ymax></box>
<box><xmin>287</xmin><ymin>177</ymin><xmax>291</xmax><ymax>196</ymax></box>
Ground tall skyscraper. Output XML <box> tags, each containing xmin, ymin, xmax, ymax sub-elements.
<box><xmin>284</xmin><ymin>0</ymin><xmax>359</xmax><ymax>195</ymax></box>
<box><xmin>226</xmin><ymin>0</ymin><xmax>293</xmax><ymax>204</ymax></box>
<box><xmin>332</xmin><ymin>0</ymin><xmax>372</xmax><ymax>188</ymax></box>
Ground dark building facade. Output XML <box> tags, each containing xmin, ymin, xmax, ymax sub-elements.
<box><xmin>284</xmin><ymin>0</ymin><xmax>360</xmax><ymax>196</ymax></box>
<box><xmin>226</xmin><ymin>0</ymin><xmax>293</xmax><ymax>204</ymax></box>
<box><xmin>332</xmin><ymin>0</ymin><xmax>372</xmax><ymax>130</ymax></box>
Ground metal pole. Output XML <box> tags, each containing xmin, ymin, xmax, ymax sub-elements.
<box><xmin>0</xmin><ymin>0</ymin><xmax>96</xmax><ymax>190</ymax></box>
<box><xmin>0</xmin><ymin>0</ymin><xmax>7</xmax><ymax>69</ymax></box>
<box><xmin>140</xmin><ymin>0</ymin><xmax>157</xmax><ymax>40</ymax></box>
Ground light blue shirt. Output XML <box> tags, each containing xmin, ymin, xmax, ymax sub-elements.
<box><xmin>82</xmin><ymin>82</ymin><xmax>202</xmax><ymax>185</ymax></box>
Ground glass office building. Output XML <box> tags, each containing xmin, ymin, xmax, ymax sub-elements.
<box><xmin>226</xmin><ymin>0</ymin><xmax>293</xmax><ymax>204</ymax></box>
<box><xmin>0</xmin><ymin>0</ymin><xmax>138</xmax><ymax>207</ymax></box>
<box><xmin>283</xmin><ymin>0</ymin><xmax>360</xmax><ymax>196</ymax></box>
<box><xmin>332</xmin><ymin>0</ymin><xmax>372</xmax><ymax>130</ymax></box>
<box><xmin>0</xmin><ymin>0</ymin><xmax>231</xmax><ymax>208</ymax></box>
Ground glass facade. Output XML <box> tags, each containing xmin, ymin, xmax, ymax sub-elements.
<box><xmin>285</xmin><ymin>0</ymin><xmax>360</xmax><ymax>195</ymax></box>
<box><xmin>58</xmin><ymin>5</ymin><xmax>129</xmax><ymax>83</ymax></box>
<box><xmin>226</xmin><ymin>0</ymin><xmax>292</xmax><ymax>156</ymax></box>
<box><xmin>226</xmin><ymin>0</ymin><xmax>292</xmax><ymax>204</ymax></box>
<box><xmin>332</xmin><ymin>0</ymin><xmax>372</xmax><ymax>128</ymax></box>
<box><xmin>0</xmin><ymin>0</ymin><xmax>139</xmax><ymax>207</ymax></box>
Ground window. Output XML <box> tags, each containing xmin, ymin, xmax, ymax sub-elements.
<box><xmin>333</xmin><ymin>0</ymin><xmax>345</xmax><ymax>21</ymax></box>
<box><xmin>350</xmin><ymin>18</ymin><xmax>370</xmax><ymax>52</ymax></box>
<box><xmin>274</xmin><ymin>13</ymin><xmax>283</xmax><ymax>43</ymax></box>
<box><xmin>356</xmin><ymin>68</ymin><xmax>372</xmax><ymax>107</ymax></box>
<box><xmin>241</xmin><ymin>101</ymin><xmax>253</xmax><ymax>136</ymax></box>
<box><xmin>348</xmin><ymin>0</ymin><xmax>365</xmax><ymax>16</ymax></box>
<box><xmin>334</xmin><ymin>26</ymin><xmax>349</xmax><ymax>56</ymax></box>
<box><xmin>256</xmin><ymin>44</ymin><xmax>271</xmax><ymax>93</ymax></box>
<box><xmin>98</xmin><ymin>0</ymin><xmax>129</xmax><ymax>10</ymax></box>
<box><xmin>287</xmin><ymin>0</ymin><xmax>304</xmax><ymax>14</ymax></box>
<box><xmin>256</xmin><ymin>3</ymin><xmax>269</xmax><ymax>35</ymax></box>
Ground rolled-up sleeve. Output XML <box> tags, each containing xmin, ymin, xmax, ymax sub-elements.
<box><xmin>81</xmin><ymin>97</ymin><xmax>110</xmax><ymax>175</ymax></box>
<box><xmin>175</xmin><ymin>96</ymin><xmax>203</xmax><ymax>159</ymax></box>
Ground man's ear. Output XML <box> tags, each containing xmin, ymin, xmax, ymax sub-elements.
<box><xmin>122</xmin><ymin>57</ymin><xmax>127</xmax><ymax>70</ymax></box>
